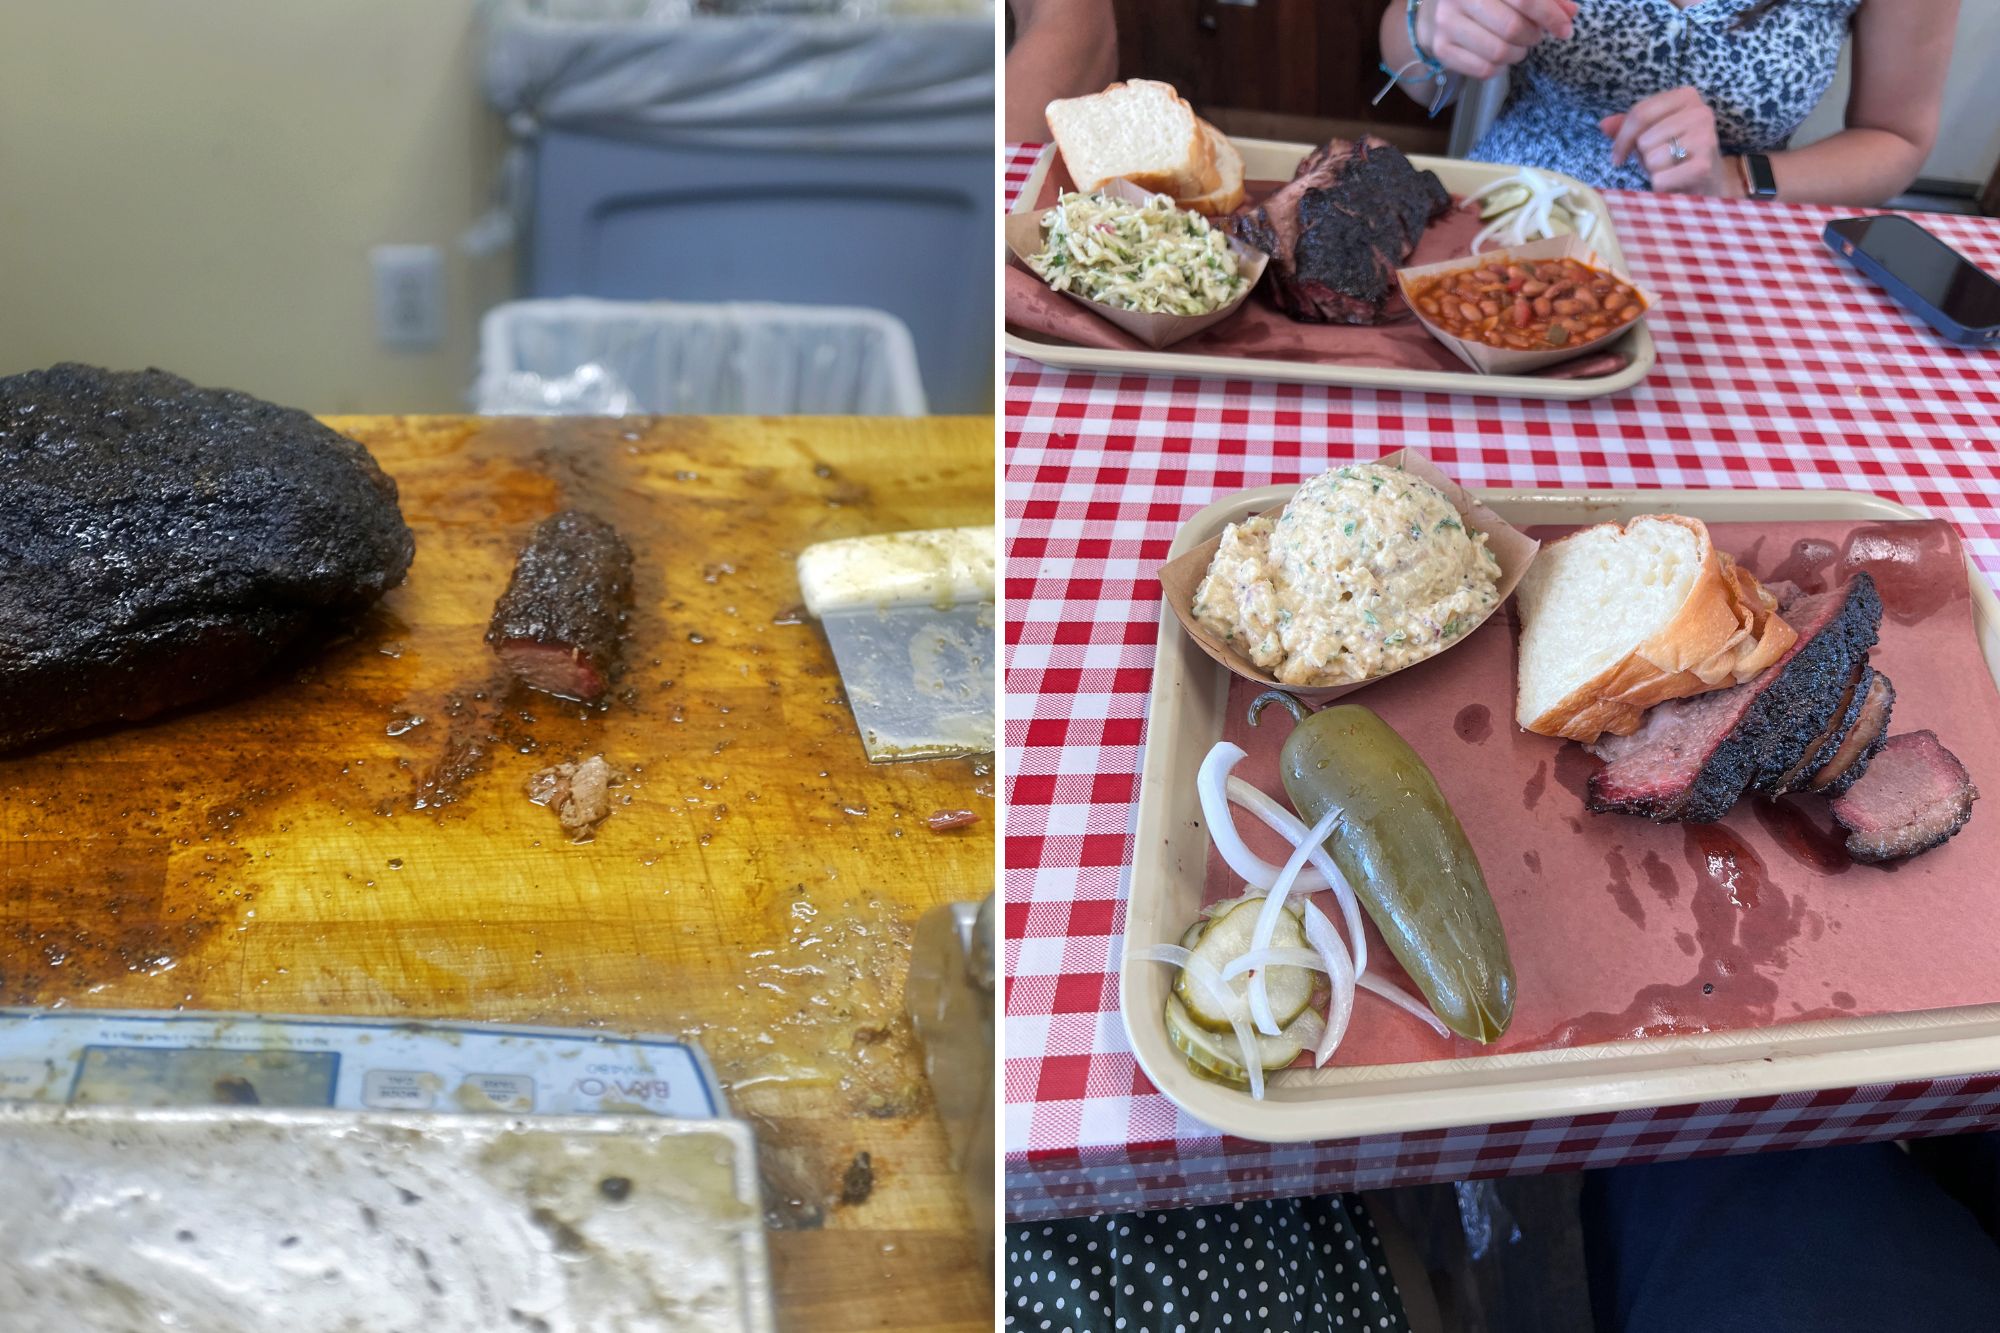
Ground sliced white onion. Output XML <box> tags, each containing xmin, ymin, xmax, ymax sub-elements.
<box><xmin>1359</xmin><ymin>973</ymin><xmax>1451</xmax><ymax>1037</ymax></box>
<box><xmin>1302</xmin><ymin>900</ymin><xmax>1357</xmax><ymax>1067</ymax></box>
<box><xmin>1131</xmin><ymin>944</ymin><xmax>1192</xmax><ymax>969</ymax></box>
<box><xmin>1199</xmin><ymin>892</ymin><xmax>1264</xmax><ymax>921</ymax></box>
<box><xmin>1181</xmin><ymin>951</ymin><xmax>1265</xmax><ymax>1100</ymax></box>
<box><xmin>1247</xmin><ymin>803</ymin><xmax>1343</xmax><ymax>1036</ymax></box>
<box><xmin>1220</xmin><ymin>947</ymin><xmax>1327</xmax><ymax>979</ymax></box>
<box><xmin>1198</xmin><ymin>743</ymin><xmax>1329</xmax><ymax>893</ymax></box>
<box><xmin>1467</xmin><ymin>165</ymin><xmax>1598</xmax><ymax>254</ymax></box>
<box><xmin>1466</xmin><ymin>167</ymin><xmax>1549</xmax><ymax>204</ymax></box>
<box><xmin>1226</xmin><ymin>777</ymin><xmax>1366</xmax><ymax>978</ymax></box>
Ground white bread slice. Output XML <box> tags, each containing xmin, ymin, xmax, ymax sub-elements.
<box><xmin>1514</xmin><ymin>515</ymin><xmax>1798</xmax><ymax>742</ymax></box>
<box><xmin>1176</xmin><ymin>121</ymin><xmax>1245</xmax><ymax>216</ymax></box>
<box><xmin>1046</xmin><ymin>80</ymin><xmax>1214</xmax><ymax>198</ymax></box>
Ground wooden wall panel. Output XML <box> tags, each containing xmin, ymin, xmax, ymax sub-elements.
<box><xmin>1110</xmin><ymin>0</ymin><xmax>1448</xmax><ymax>153</ymax></box>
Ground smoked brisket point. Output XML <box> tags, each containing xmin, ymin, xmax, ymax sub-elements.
<box><xmin>1830</xmin><ymin>730</ymin><xmax>1979</xmax><ymax>862</ymax></box>
<box><xmin>1227</xmin><ymin>137</ymin><xmax>1451</xmax><ymax>325</ymax></box>
<box><xmin>0</xmin><ymin>363</ymin><xmax>414</xmax><ymax>751</ymax></box>
<box><xmin>1585</xmin><ymin>574</ymin><xmax>1882</xmax><ymax>823</ymax></box>
<box><xmin>486</xmin><ymin>510</ymin><xmax>633</xmax><ymax>703</ymax></box>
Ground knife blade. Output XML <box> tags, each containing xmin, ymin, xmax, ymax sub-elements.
<box><xmin>796</xmin><ymin>526</ymin><xmax>995</xmax><ymax>763</ymax></box>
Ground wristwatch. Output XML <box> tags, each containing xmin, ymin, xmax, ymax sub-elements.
<box><xmin>1740</xmin><ymin>152</ymin><xmax>1779</xmax><ymax>200</ymax></box>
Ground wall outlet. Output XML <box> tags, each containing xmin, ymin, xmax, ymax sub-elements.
<box><xmin>370</xmin><ymin>244</ymin><xmax>444</xmax><ymax>351</ymax></box>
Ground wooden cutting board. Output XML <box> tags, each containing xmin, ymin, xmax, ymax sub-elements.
<box><xmin>0</xmin><ymin>415</ymin><xmax>995</xmax><ymax>1331</ymax></box>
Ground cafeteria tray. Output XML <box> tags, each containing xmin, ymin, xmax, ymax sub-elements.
<box><xmin>1006</xmin><ymin>139</ymin><xmax>1656</xmax><ymax>401</ymax></box>
<box><xmin>1122</xmin><ymin>488</ymin><xmax>2000</xmax><ymax>1143</ymax></box>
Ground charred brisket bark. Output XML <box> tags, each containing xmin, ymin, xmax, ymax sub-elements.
<box><xmin>1767</xmin><ymin>662</ymin><xmax>1870</xmax><ymax>796</ymax></box>
<box><xmin>486</xmin><ymin>510</ymin><xmax>633</xmax><ymax>702</ymax></box>
<box><xmin>1227</xmin><ymin>137</ymin><xmax>1451</xmax><ymax>325</ymax></box>
<box><xmin>1807</xmin><ymin>669</ymin><xmax>1896</xmax><ymax>796</ymax></box>
<box><xmin>1586</xmin><ymin>574</ymin><xmax>1882</xmax><ymax>822</ymax></box>
<box><xmin>0</xmin><ymin>364</ymin><xmax>414</xmax><ymax>751</ymax></box>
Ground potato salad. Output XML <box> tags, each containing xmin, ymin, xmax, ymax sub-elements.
<box><xmin>1193</xmin><ymin>463</ymin><xmax>1502</xmax><ymax>686</ymax></box>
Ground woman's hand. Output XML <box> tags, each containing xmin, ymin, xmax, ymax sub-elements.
<box><xmin>1600</xmin><ymin>87</ymin><xmax>1730</xmax><ymax>196</ymax></box>
<box><xmin>1416</xmin><ymin>0</ymin><xmax>1577</xmax><ymax>80</ymax></box>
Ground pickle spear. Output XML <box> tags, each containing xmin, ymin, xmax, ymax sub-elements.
<box><xmin>1248</xmin><ymin>691</ymin><xmax>1515</xmax><ymax>1043</ymax></box>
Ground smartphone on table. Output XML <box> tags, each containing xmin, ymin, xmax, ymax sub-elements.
<box><xmin>1824</xmin><ymin>215</ymin><xmax>2000</xmax><ymax>347</ymax></box>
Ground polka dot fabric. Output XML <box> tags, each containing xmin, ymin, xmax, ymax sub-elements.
<box><xmin>1005</xmin><ymin>1198</ymin><xmax>1410</xmax><ymax>1332</ymax></box>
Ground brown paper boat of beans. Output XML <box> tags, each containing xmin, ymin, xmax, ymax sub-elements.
<box><xmin>1396</xmin><ymin>235</ymin><xmax>1658</xmax><ymax>376</ymax></box>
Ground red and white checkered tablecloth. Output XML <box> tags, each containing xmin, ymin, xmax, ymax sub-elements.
<box><xmin>1001</xmin><ymin>142</ymin><xmax>2000</xmax><ymax>1222</ymax></box>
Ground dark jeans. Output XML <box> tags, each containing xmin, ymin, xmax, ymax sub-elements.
<box><xmin>1583</xmin><ymin>1137</ymin><xmax>2000</xmax><ymax>1333</ymax></box>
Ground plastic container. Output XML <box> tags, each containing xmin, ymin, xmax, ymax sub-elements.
<box><xmin>475</xmin><ymin>297</ymin><xmax>928</xmax><ymax>415</ymax></box>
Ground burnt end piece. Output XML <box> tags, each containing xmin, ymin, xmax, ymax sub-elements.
<box><xmin>1227</xmin><ymin>137</ymin><xmax>1450</xmax><ymax>325</ymax></box>
<box><xmin>0</xmin><ymin>363</ymin><xmax>415</xmax><ymax>751</ymax></box>
<box><xmin>1587</xmin><ymin>574</ymin><xmax>1882</xmax><ymax>823</ymax></box>
<box><xmin>486</xmin><ymin>510</ymin><xmax>633</xmax><ymax>702</ymax></box>
<box><xmin>1829</xmin><ymin>730</ymin><xmax>1979</xmax><ymax>862</ymax></box>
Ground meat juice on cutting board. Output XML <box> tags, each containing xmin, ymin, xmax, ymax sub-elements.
<box><xmin>1210</xmin><ymin>519</ymin><xmax>2000</xmax><ymax>1064</ymax></box>
<box><xmin>0</xmin><ymin>397</ymin><xmax>991</xmax><ymax>1167</ymax></box>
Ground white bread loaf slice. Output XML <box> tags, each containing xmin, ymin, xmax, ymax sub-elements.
<box><xmin>1176</xmin><ymin>121</ymin><xmax>1245</xmax><ymax>216</ymax></box>
<box><xmin>1046</xmin><ymin>80</ymin><xmax>1214</xmax><ymax>198</ymax></box>
<box><xmin>1515</xmin><ymin>515</ymin><xmax>1798</xmax><ymax>742</ymax></box>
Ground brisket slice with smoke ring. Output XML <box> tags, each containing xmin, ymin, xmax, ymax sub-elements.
<box><xmin>486</xmin><ymin>510</ymin><xmax>633</xmax><ymax>703</ymax></box>
<box><xmin>1586</xmin><ymin>574</ymin><xmax>1882</xmax><ymax>823</ymax></box>
<box><xmin>1227</xmin><ymin>137</ymin><xmax>1451</xmax><ymax>325</ymax></box>
<box><xmin>0</xmin><ymin>363</ymin><xmax>415</xmax><ymax>752</ymax></box>
<box><xmin>1830</xmin><ymin>730</ymin><xmax>1979</xmax><ymax>862</ymax></box>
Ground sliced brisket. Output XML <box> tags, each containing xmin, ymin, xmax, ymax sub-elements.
<box><xmin>1828</xmin><ymin>730</ymin><xmax>1978</xmax><ymax>862</ymax></box>
<box><xmin>487</xmin><ymin>510</ymin><xmax>633</xmax><ymax>702</ymax></box>
<box><xmin>1766</xmin><ymin>662</ymin><xmax>1870</xmax><ymax>796</ymax></box>
<box><xmin>1808</xmin><ymin>669</ymin><xmax>1896</xmax><ymax>796</ymax></box>
<box><xmin>1227</xmin><ymin>137</ymin><xmax>1450</xmax><ymax>325</ymax></box>
<box><xmin>0</xmin><ymin>364</ymin><xmax>414</xmax><ymax>751</ymax></box>
<box><xmin>1587</xmin><ymin>574</ymin><xmax>1881</xmax><ymax>823</ymax></box>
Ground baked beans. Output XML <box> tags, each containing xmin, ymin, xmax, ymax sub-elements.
<box><xmin>1406</xmin><ymin>257</ymin><xmax>1643</xmax><ymax>351</ymax></box>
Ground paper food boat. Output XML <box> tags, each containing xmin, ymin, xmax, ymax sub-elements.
<box><xmin>1157</xmin><ymin>448</ymin><xmax>1540</xmax><ymax>702</ymax></box>
<box><xmin>1004</xmin><ymin>178</ymin><xmax>1269</xmax><ymax>351</ymax></box>
<box><xmin>1396</xmin><ymin>235</ymin><xmax>1658</xmax><ymax>376</ymax></box>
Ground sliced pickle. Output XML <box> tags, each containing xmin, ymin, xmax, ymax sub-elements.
<box><xmin>1165</xmin><ymin>993</ymin><xmax>1308</xmax><ymax>1088</ymax></box>
<box><xmin>1478</xmin><ymin>184</ymin><xmax>1531</xmax><ymax>219</ymax></box>
<box><xmin>1173</xmin><ymin>897</ymin><xmax>1313</xmax><ymax>1034</ymax></box>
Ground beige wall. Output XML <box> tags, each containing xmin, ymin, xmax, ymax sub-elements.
<box><xmin>0</xmin><ymin>1</ymin><xmax>512</xmax><ymax>413</ymax></box>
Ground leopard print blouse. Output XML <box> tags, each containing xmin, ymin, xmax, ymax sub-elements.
<box><xmin>1469</xmin><ymin>0</ymin><xmax>1862</xmax><ymax>191</ymax></box>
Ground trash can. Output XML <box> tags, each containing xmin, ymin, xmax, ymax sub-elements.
<box><xmin>483</xmin><ymin>1</ymin><xmax>993</xmax><ymax>413</ymax></box>
<box><xmin>474</xmin><ymin>296</ymin><xmax>928</xmax><ymax>415</ymax></box>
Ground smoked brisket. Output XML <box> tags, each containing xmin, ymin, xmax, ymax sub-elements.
<box><xmin>0</xmin><ymin>364</ymin><xmax>414</xmax><ymax>750</ymax></box>
<box><xmin>1227</xmin><ymin>137</ymin><xmax>1451</xmax><ymax>325</ymax></box>
<box><xmin>1586</xmin><ymin>575</ymin><xmax>1882</xmax><ymax>823</ymax></box>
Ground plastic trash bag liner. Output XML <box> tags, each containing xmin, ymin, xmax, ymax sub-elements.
<box><xmin>475</xmin><ymin>297</ymin><xmax>929</xmax><ymax>416</ymax></box>
<box><xmin>483</xmin><ymin>0</ymin><xmax>993</xmax><ymax>151</ymax></box>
